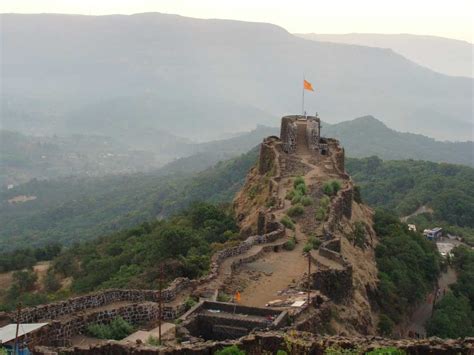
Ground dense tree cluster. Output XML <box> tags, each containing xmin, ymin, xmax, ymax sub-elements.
<box><xmin>0</xmin><ymin>149</ymin><xmax>258</xmax><ymax>252</ymax></box>
<box><xmin>373</xmin><ymin>210</ymin><xmax>441</xmax><ymax>335</ymax></box>
<box><xmin>427</xmin><ymin>246</ymin><xmax>474</xmax><ymax>338</ymax></box>
<box><xmin>55</xmin><ymin>202</ymin><xmax>239</xmax><ymax>293</ymax></box>
<box><xmin>0</xmin><ymin>243</ymin><xmax>61</xmax><ymax>272</ymax></box>
<box><xmin>347</xmin><ymin>157</ymin><xmax>474</xmax><ymax>244</ymax></box>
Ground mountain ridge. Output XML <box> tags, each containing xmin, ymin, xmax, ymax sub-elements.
<box><xmin>297</xmin><ymin>33</ymin><xmax>473</xmax><ymax>78</ymax></box>
<box><xmin>2</xmin><ymin>12</ymin><xmax>472</xmax><ymax>141</ymax></box>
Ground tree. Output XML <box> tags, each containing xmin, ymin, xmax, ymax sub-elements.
<box><xmin>427</xmin><ymin>292</ymin><xmax>473</xmax><ymax>338</ymax></box>
<box><xmin>12</xmin><ymin>270</ymin><xmax>37</xmax><ymax>292</ymax></box>
<box><xmin>44</xmin><ymin>270</ymin><xmax>61</xmax><ymax>293</ymax></box>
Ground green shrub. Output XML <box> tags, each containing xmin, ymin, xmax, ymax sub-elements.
<box><xmin>86</xmin><ymin>317</ymin><xmax>134</xmax><ymax>340</ymax></box>
<box><xmin>291</xmin><ymin>191</ymin><xmax>303</xmax><ymax>205</ymax></box>
<box><xmin>293</xmin><ymin>176</ymin><xmax>305</xmax><ymax>188</ymax></box>
<box><xmin>315</xmin><ymin>207</ymin><xmax>327</xmax><ymax>221</ymax></box>
<box><xmin>217</xmin><ymin>292</ymin><xmax>231</xmax><ymax>302</ymax></box>
<box><xmin>287</xmin><ymin>204</ymin><xmax>304</xmax><ymax>217</ymax></box>
<box><xmin>300</xmin><ymin>196</ymin><xmax>313</xmax><ymax>206</ymax></box>
<box><xmin>283</xmin><ymin>236</ymin><xmax>296</xmax><ymax>251</ymax></box>
<box><xmin>323</xmin><ymin>180</ymin><xmax>342</xmax><ymax>196</ymax></box>
<box><xmin>322</xmin><ymin>182</ymin><xmax>334</xmax><ymax>196</ymax></box>
<box><xmin>308</xmin><ymin>236</ymin><xmax>322</xmax><ymax>249</ymax></box>
<box><xmin>281</xmin><ymin>216</ymin><xmax>295</xmax><ymax>230</ymax></box>
<box><xmin>147</xmin><ymin>335</ymin><xmax>161</xmax><ymax>346</ymax></box>
<box><xmin>320</xmin><ymin>196</ymin><xmax>330</xmax><ymax>209</ymax></box>
<box><xmin>184</xmin><ymin>296</ymin><xmax>197</xmax><ymax>310</ymax></box>
<box><xmin>303</xmin><ymin>243</ymin><xmax>313</xmax><ymax>253</ymax></box>
<box><xmin>215</xmin><ymin>345</ymin><xmax>246</xmax><ymax>355</ymax></box>
<box><xmin>276</xmin><ymin>351</ymin><xmax>288</xmax><ymax>355</ymax></box>
<box><xmin>331</xmin><ymin>180</ymin><xmax>342</xmax><ymax>194</ymax></box>
<box><xmin>295</xmin><ymin>183</ymin><xmax>308</xmax><ymax>195</ymax></box>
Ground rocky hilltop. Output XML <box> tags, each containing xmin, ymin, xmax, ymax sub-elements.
<box><xmin>233</xmin><ymin>115</ymin><xmax>379</xmax><ymax>334</ymax></box>
<box><xmin>3</xmin><ymin>115</ymin><xmax>471</xmax><ymax>354</ymax></box>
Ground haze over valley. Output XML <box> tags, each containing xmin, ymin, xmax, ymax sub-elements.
<box><xmin>0</xmin><ymin>4</ymin><xmax>473</xmax><ymax>352</ymax></box>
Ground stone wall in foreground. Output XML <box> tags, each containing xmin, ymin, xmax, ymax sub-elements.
<box><xmin>34</xmin><ymin>331</ymin><xmax>474</xmax><ymax>354</ymax></box>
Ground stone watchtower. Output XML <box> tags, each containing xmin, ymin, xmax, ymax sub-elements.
<box><xmin>259</xmin><ymin>114</ymin><xmax>346</xmax><ymax>175</ymax></box>
<box><xmin>280</xmin><ymin>114</ymin><xmax>328</xmax><ymax>155</ymax></box>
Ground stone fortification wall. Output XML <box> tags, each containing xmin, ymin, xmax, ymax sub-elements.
<box><xmin>44</xmin><ymin>302</ymin><xmax>161</xmax><ymax>346</ymax></box>
<box><xmin>312</xmin><ymin>265</ymin><xmax>353</xmax><ymax>303</ymax></box>
<box><xmin>311</xmin><ymin>239</ymin><xmax>353</xmax><ymax>303</ymax></box>
<box><xmin>327</xmin><ymin>138</ymin><xmax>346</xmax><ymax>174</ymax></box>
<box><xmin>34</xmin><ymin>331</ymin><xmax>474</xmax><ymax>354</ymax></box>
<box><xmin>11</xmin><ymin>279</ymin><xmax>190</xmax><ymax>323</ymax></box>
<box><xmin>258</xmin><ymin>137</ymin><xmax>277</xmax><ymax>174</ymax></box>
<box><xmin>305</xmin><ymin>117</ymin><xmax>321</xmax><ymax>151</ymax></box>
<box><xmin>280</xmin><ymin>116</ymin><xmax>297</xmax><ymax>153</ymax></box>
<box><xmin>325</xmin><ymin>182</ymin><xmax>353</xmax><ymax>233</ymax></box>
<box><xmin>4</xmin><ymin>224</ymin><xmax>285</xmax><ymax>326</ymax></box>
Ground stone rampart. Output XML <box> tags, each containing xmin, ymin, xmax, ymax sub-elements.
<box><xmin>34</xmin><ymin>331</ymin><xmax>474</xmax><ymax>354</ymax></box>
<box><xmin>312</xmin><ymin>265</ymin><xmax>353</xmax><ymax>303</ymax></box>
<box><xmin>6</xmin><ymin>224</ymin><xmax>285</xmax><ymax>326</ymax></box>
<box><xmin>325</xmin><ymin>182</ymin><xmax>353</xmax><ymax>233</ymax></box>
<box><xmin>43</xmin><ymin>302</ymin><xmax>160</xmax><ymax>347</ymax></box>
<box><xmin>280</xmin><ymin>116</ymin><xmax>297</xmax><ymax>154</ymax></box>
<box><xmin>258</xmin><ymin>138</ymin><xmax>277</xmax><ymax>175</ymax></box>
<box><xmin>11</xmin><ymin>280</ymin><xmax>189</xmax><ymax>323</ymax></box>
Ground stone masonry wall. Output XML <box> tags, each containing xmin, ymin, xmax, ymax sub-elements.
<box><xmin>5</xmin><ymin>224</ymin><xmax>285</xmax><ymax>326</ymax></box>
<box><xmin>312</xmin><ymin>265</ymin><xmax>353</xmax><ymax>303</ymax></box>
<box><xmin>325</xmin><ymin>182</ymin><xmax>353</xmax><ymax>233</ymax></box>
<box><xmin>11</xmin><ymin>279</ymin><xmax>190</xmax><ymax>323</ymax></box>
<box><xmin>280</xmin><ymin>116</ymin><xmax>297</xmax><ymax>154</ymax></box>
<box><xmin>258</xmin><ymin>138</ymin><xmax>276</xmax><ymax>175</ymax></box>
<box><xmin>34</xmin><ymin>331</ymin><xmax>474</xmax><ymax>354</ymax></box>
<box><xmin>40</xmin><ymin>302</ymin><xmax>161</xmax><ymax>347</ymax></box>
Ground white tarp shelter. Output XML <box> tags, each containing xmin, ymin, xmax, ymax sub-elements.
<box><xmin>0</xmin><ymin>323</ymin><xmax>48</xmax><ymax>344</ymax></box>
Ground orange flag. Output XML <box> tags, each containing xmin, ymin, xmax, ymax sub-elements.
<box><xmin>235</xmin><ymin>291</ymin><xmax>241</xmax><ymax>303</ymax></box>
<box><xmin>303</xmin><ymin>79</ymin><xmax>314</xmax><ymax>92</ymax></box>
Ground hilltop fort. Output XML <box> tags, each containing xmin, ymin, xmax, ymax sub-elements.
<box><xmin>1</xmin><ymin>115</ymin><xmax>470</xmax><ymax>354</ymax></box>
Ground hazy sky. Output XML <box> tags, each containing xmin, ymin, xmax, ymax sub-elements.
<box><xmin>1</xmin><ymin>0</ymin><xmax>473</xmax><ymax>43</ymax></box>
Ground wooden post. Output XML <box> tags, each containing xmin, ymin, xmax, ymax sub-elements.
<box><xmin>158</xmin><ymin>263</ymin><xmax>164</xmax><ymax>345</ymax></box>
<box><xmin>14</xmin><ymin>302</ymin><xmax>22</xmax><ymax>355</ymax></box>
<box><xmin>307</xmin><ymin>252</ymin><xmax>311</xmax><ymax>306</ymax></box>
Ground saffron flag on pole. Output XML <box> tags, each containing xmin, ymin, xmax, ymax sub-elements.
<box><xmin>303</xmin><ymin>79</ymin><xmax>314</xmax><ymax>92</ymax></box>
<box><xmin>235</xmin><ymin>291</ymin><xmax>241</xmax><ymax>303</ymax></box>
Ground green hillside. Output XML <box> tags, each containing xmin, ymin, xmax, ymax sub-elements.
<box><xmin>0</xmin><ymin>149</ymin><xmax>258</xmax><ymax>252</ymax></box>
<box><xmin>347</xmin><ymin>156</ymin><xmax>474</xmax><ymax>244</ymax></box>
<box><xmin>2</xmin><ymin>149</ymin><xmax>473</xmax><ymax>252</ymax></box>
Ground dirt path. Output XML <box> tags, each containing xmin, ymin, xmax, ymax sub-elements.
<box><xmin>238</xmin><ymin>226</ymin><xmax>309</xmax><ymax>307</ymax></box>
<box><xmin>400</xmin><ymin>205</ymin><xmax>434</xmax><ymax>223</ymax></box>
<box><xmin>194</xmin><ymin>238</ymin><xmax>290</xmax><ymax>297</ymax></box>
<box><xmin>237</xmin><ymin>127</ymin><xmax>320</xmax><ymax>307</ymax></box>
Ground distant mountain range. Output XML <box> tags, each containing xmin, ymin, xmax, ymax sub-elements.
<box><xmin>185</xmin><ymin>115</ymin><xmax>474</xmax><ymax>170</ymax></box>
<box><xmin>2</xmin><ymin>115</ymin><xmax>472</xmax><ymax>186</ymax></box>
<box><xmin>2</xmin><ymin>13</ymin><xmax>472</xmax><ymax>141</ymax></box>
<box><xmin>297</xmin><ymin>33</ymin><xmax>473</xmax><ymax>78</ymax></box>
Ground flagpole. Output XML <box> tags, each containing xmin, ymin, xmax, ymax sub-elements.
<box><xmin>302</xmin><ymin>74</ymin><xmax>305</xmax><ymax>116</ymax></box>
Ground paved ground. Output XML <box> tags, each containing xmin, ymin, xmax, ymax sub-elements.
<box><xmin>122</xmin><ymin>322</ymin><xmax>175</xmax><ymax>344</ymax></box>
